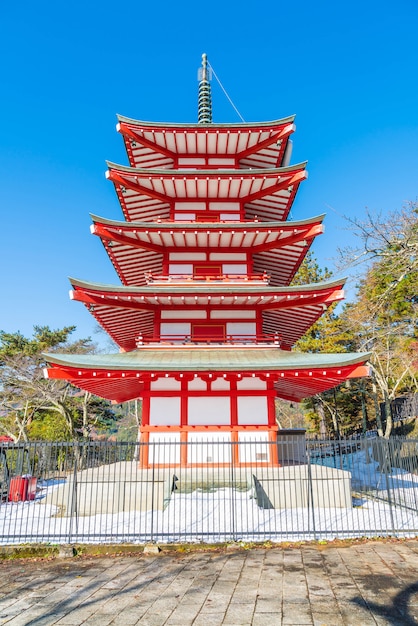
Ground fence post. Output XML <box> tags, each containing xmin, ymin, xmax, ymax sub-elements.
<box><xmin>231</xmin><ymin>439</ymin><xmax>236</xmax><ymax>541</ymax></box>
<box><xmin>150</xmin><ymin>442</ymin><xmax>155</xmax><ymax>542</ymax></box>
<box><xmin>382</xmin><ymin>438</ymin><xmax>396</xmax><ymax>536</ymax></box>
<box><xmin>68</xmin><ymin>444</ymin><xmax>78</xmax><ymax>543</ymax></box>
<box><xmin>307</xmin><ymin>445</ymin><xmax>317</xmax><ymax>540</ymax></box>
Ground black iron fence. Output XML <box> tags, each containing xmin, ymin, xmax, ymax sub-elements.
<box><xmin>1</xmin><ymin>436</ymin><xmax>417</xmax><ymax>545</ymax></box>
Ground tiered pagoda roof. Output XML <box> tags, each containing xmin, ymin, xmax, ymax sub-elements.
<box><xmin>69</xmin><ymin>277</ymin><xmax>344</xmax><ymax>352</ymax></box>
<box><xmin>45</xmin><ymin>347</ymin><xmax>369</xmax><ymax>405</ymax></box>
<box><xmin>116</xmin><ymin>115</ymin><xmax>296</xmax><ymax>169</ymax></box>
<box><xmin>90</xmin><ymin>214</ymin><xmax>324</xmax><ymax>287</ymax></box>
<box><xmin>44</xmin><ymin>55</ymin><xmax>370</xmax><ymax>408</ymax></box>
<box><xmin>106</xmin><ymin>162</ymin><xmax>306</xmax><ymax>223</ymax></box>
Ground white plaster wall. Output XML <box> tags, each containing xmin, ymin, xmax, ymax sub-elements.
<box><xmin>174</xmin><ymin>214</ymin><xmax>195</xmax><ymax>221</ymax></box>
<box><xmin>175</xmin><ymin>202</ymin><xmax>206</xmax><ymax>212</ymax></box>
<box><xmin>178</xmin><ymin>158</ymin><xmax>205</xmax><ymax>165</ymax></box>
<box><xmin>223</xmin><ymin>264</ymin><xmax>247</xmax><ymax>274</ymax></box>
<box><xmin>168</xmin><ymin>264</ymin><xmax>193</xmax><ymax>274</ymax></box>
<box><xmin>220</xmin><ymin>214</ymin><xmax>240</xmax><ymax>221</ymax></box>
<box><xmin>160</xmin><ymin>322</ymin><xmax>190</xmax><ymax>337</ymax></box>
<box><xmin>210</xmin><ymin>253</ymin><xmax>247</xmax><ymax>261</ymax></box>
<box><xmin>227</xmin><ymin>322</ymin><xmax>257</xmax><ymax>337</ymax></box>
<box><xmin>211</xmin><ymin>378</ymin><xmax>230</xmax><ymax>390</ymax></box>
<box><xmin>188</xmin><ymin>377</ymin><xmax>208</xmax><ymax>391</ymax></box>
<box><xmin>188</xmin><ymin>431</ymin><xmax>231</xmax><ymax>464</ymax></box>
<box><xmin>150</xmin><ymin>378</ymin><xmax>181</xmax><ymax>391</ymax></box>
<box><xmin>169</xmin><ymin>252</ymin><xmax>207</xmax><ymax>260</ymax></box>
<box><xmin>161</xmin><ymin>310</ymin><xmax>207</xmax><ymax>319</ymax></box>
<box><xmin>237</xmin><ymin>431</ymin><xmax>270</xmax><ymax>463</ymax></box>
<box><xmin>149</xmin><ymin>397</ymin><xmax>181</xmax><ymax>425</ymax></box>
<box><xmin>211</xmin><ymin>310</ymin><xmax>256</xmax><ymax>319</ymax></box>
<box><xmin>149</xmin><ymin>432</ymin><xmax>181</xmax><ymax>465</ymax></box>
<box><xmin>237</xmin><ymin>377</ymin><xmax>267</xmax><ymax>390</ymax></box>
<box><xmin>207</xmin><ymin>158</ymin><xmax>235</xmax><ymax>165</ymax></box>
<box><xmin>237</xmin><ymin>396</ymin><xmax>268</xmax><ymax>424</ymax></box>
<box><xmin>238</xmin><ymin>431</ymin><xmax>269</xmax><ymax>442</ymax></box>
<box><xmin>209</xmin><ymin>202</ymin><xmax>240</xmax><ymax>211</ymax></box>
<box><xmin>188</xmin><ymin>396</ymin><xmax>231</xmax><ymax>425</ymax></box>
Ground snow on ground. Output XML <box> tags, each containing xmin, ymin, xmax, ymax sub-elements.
<box><xmin>1</xmin><ymin>446</ymin><xmax>418</xmax><ymax>545</ymax></box>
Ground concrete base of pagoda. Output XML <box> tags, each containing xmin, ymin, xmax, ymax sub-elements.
<box><xmin>43</xmin><ymin>461</ymin><xmax>351</xmax><ymax>516</ymax></box>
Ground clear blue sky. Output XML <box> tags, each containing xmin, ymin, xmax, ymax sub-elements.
<box><xmin>1</xmin><ymin>0</ymin><xmax>417</xmax><ymax>348</ymax></box>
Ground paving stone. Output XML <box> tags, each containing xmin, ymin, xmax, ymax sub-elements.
<box><xmin>223</xmin><ymin>602</ymin><xmax>255</xmax><ymax>624</ymax></box>
<box><xmin>1</xmin><ymin>541</ymin><xmax>418</xmax><ymax>624</ymax></box>
<box><xmin>135</xmin><ymin>609</ymin><xmax>173</xmax><ymax>625</ymax></box>
<box><xmin>192</xmin><ymin>615</ymin><xmax>225</xmax><ymax>626</ymax></box>
<box><xmin>312</xmin><ymin>614</ymin><xmax>344</xmax><ymax>626</ymax></box>
<box><xmin>252</xmin><ymin>614</ymin><xmax>282</xmax><ymax>626</ymax></box>
<box><xmin>282</xmin><ymin>602</ymin><xmax>313</xmax><ymax>624</ymax></box>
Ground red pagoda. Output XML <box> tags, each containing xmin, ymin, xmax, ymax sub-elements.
<box><xmin>44</xmin><ymin>55</ymin><xmax>370</xmax><ymax>467</ymax></box>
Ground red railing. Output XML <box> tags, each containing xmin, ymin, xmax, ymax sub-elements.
<box><xmin>135</xmin><ymin>334</ymin><xmax>281</xmax><ymax>346</ymax></box>
<box><xmin>145</xmin><ymin>273</ymin><xmax>270</xmax><ymax>283</ymax></box>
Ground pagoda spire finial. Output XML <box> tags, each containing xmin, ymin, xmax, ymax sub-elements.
<box><xmin>198</xmin><ymin>53</ymin><xmax>212</xmax><ymax>124</ymax></box>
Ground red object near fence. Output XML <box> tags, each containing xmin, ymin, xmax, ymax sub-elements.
<box><xmin>8</xmin><ymin>476</ymin><xmax>37</xmax><ymax>502</ymax></box>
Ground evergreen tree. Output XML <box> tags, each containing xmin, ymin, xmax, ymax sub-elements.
<box><xmin>0</xmin><ymin>326</ymin><xmax>121</xmax><ymax>441</ymax></box>
<box><xmin>337</xmin><ymin>203</ymin><xmax>418</xmax><ymax>437</ymax></box>
<box><xmin>290</xmin><ymin>253</ymin><xmax>363</xmax><ymax>436</ymax></box>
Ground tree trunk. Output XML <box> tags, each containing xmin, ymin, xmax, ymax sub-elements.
<box><xmin>317</xmin><ymin>401</ymin><xmax>328</xmax><ymax>438</ymax></box>
<box><xmin>383</xmin><ymin>391</ymin><xmax>393</xmax><ymax>439</ymax></box>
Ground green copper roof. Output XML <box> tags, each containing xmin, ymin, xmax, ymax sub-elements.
<box><xmin>116</xmin><ymin>114</ymin><xmax>296</xmax><ymax>130</ymax></box>
<box><xmin>90</xmin><ymin>213</ymin><xmax>326</xmax><ymax>231</ymax></box>
<box><xmin>69</xmin><ymin>276</ymin><xmax>346</xmax><ymax>295</ymax></box>
<box><xmin>44</xmin><ymin>347</ymin><xmax>370</xmax><ymax>372</ymax></box>
<box><xmin>105</xmin><ymin>161</ymin><xmax>308</xmax><ymax>177</ymax></box>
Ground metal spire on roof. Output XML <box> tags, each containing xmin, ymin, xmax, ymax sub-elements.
<box><xmin>197</xmin><ymin>53</ymin><xmax>212</xmax><ymax>124</ymax></box>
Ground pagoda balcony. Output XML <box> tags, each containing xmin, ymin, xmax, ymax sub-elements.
<box><xmin>135</xmin><ymin>333</ymin><xmax>282</xmax><ymax>347</ymax></box>
<box><xmin>144</xmin><ymin>273</ymin><xmax>270</xmax><ymax>286</ymax></box>
<box><xmin>151</xmin><ymin>218</ymin><xmax>263</xmax><ymax>224</ymax></box>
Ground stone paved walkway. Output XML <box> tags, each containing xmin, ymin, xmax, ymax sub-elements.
<box><xmin>0</xmin><ymin>540</ymin><xmax>418</xmax><ymax>625</ymax></box>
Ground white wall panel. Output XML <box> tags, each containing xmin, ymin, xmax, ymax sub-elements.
<box><xmin>174</xmin><ymin>213</ymin><xmax>196</xmax><ymax>220</ymax></box>
<box><xmin>220</xmin><ymin>214</ymin><xmax>240</xmax><ymax>221</ymax></box>
<box><xmin>227</xmin><ymin>323</ymin><xmax>256</xmax><ymax>337</ymax></box>
<box><xmin>178</xmin><ymin>158</ymin><xmax>205</xmax><ymax>165</ymax></box>
<box><xmin>210</xmin><ymin>253</ymin><xmax>247</xmax><ymax>261</ymax></box>
<box><xmin>237</xmin><ymin>396</ymin><xmax>268</xmax><ymax>424</ymax></box>
<box><xmin>150</xmin><ymin>378</ymin><xmax>181</xmax><ymax>391</ymax></box>
<box><xmin>211</xmin><ymin>310</ymin><xmax>256</xmax><ymax>319</ymax></box>
<box><xmin>207</xmin><ymin>158</ymin><xmax>235</xmax><ymax>165</ymax></box>
<box><xmin>169</xmin><ymin>252</ymin><xmax>207</xmax><ymax>260</ymax></box>
<box><xmin>237</xmin><ymin>377</ymin><xmax>267</xmax><ymax>390</ymax></box>
<box><xmin>175</xmin><ymin>202</ymin><xmax>206</xmax><ymax>211</ymax></box>
<box><xmin>161</xmin><ymin>310</ymin><xmax>207</xmax><ymax>319</ymax></box>
<box><xmin>188</xmin><ymin>431</ymin><xmax>231</xmax><ymax>464</ymax></box>
<box><xmin>223</xmin><ymin>264</ymin><xmax>247</xmax><ymax>274</ymax></box>
<box><xmin>211</xmin><ymin>378</ymin><xmax>230</xmax><ymax>390</ymax></box>
<box><xmin>209</xmin><ymin>202</ymin><xmax>240</xmax><ymax>211</ymax></box>
<box><xmin>188</xmin><ymin>377</ymin><xmax>207</xmax><ymax>391</ymax></box>
<box><xmin>160</xmin><ymin>322</ymin><xmax>191</xmax><ymax>337</ymax></box>
<box><xmin>149</xmin><ymin>397</ymin><xmax>181</xmax><ymax>425</ymax></box>
<box><xmin>149</xmin><ymin>432</ymin><xmax>181</xmax><ymax>465</ymax></box>
<box><xmin>168</xmin><ymin>264</ymin><xmax>193</xmax><ymax>274</ymax></box>
<box><xmin>188</xmin><ymin>397</ymin><xmax>231</xmax><ymax>425</ymax></box>
<box><xmin>237</xmin><ymin>431</ymin><xmax>270</xmax><ymax>463</ymax></box>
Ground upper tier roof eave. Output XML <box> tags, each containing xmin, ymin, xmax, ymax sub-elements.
<box><xmin>116</xmin><ymin>114</ymin><xmax>296</xmax><ymax>131</ymax></box>
<box><xmin>105</xmin><ymin>162</ymin><xmax>308</xmax><ymax>177</ymax></box>
<box><xmin>44</xmin><ymin>347</ymin><xmax>370</xmax><ymax>372</ymax></box>
<box><xmin>89</xmin><ymin>213</ymin><xmax>326</xmax><ymax>230</ymax></box>
<box><xmin>68</xmin><ymin>275</ymin><xmax>346</xmax><ymax>294</ymax></box>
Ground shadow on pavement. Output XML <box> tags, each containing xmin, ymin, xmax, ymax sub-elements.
<box><xmin>352</xmin><ymin>581</ymin><xmax>418</xmax><ymax>625</ymax></box>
